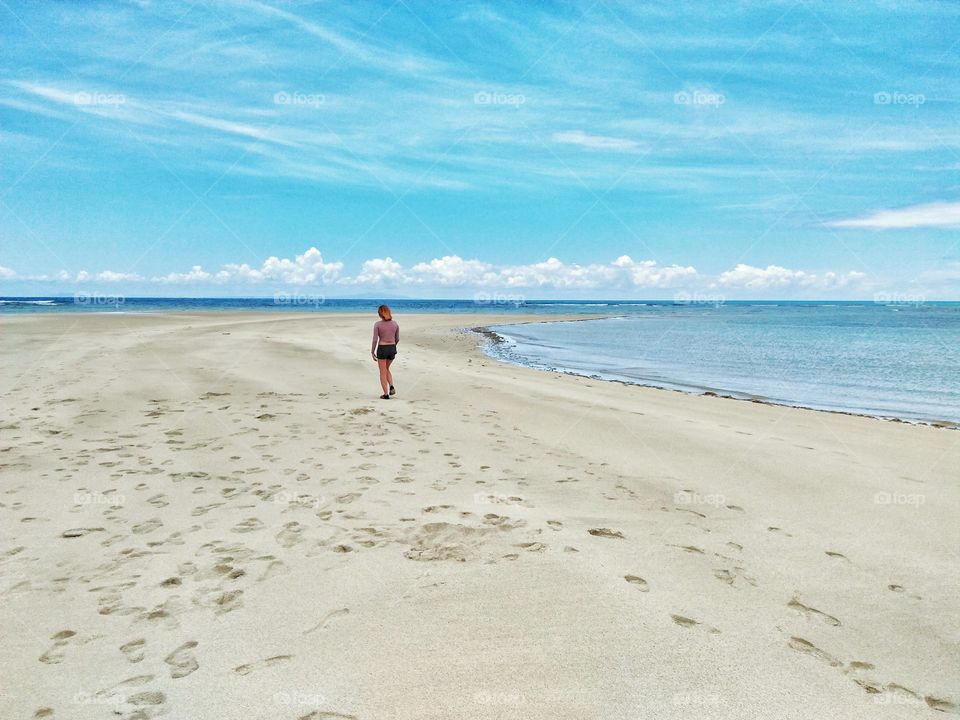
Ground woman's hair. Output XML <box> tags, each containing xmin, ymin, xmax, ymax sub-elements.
<box><xmin>378</xmin><ymin>304</ymin><xmax>392</xmax><ymax>321</ymax></box>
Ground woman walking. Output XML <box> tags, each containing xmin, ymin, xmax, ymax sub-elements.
<box><xmin>371</xmin><ymin>304</ymin><xmax>399</xmax><ymax>399</ymax></box>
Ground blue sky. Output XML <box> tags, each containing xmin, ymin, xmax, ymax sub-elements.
<box><xmin>1</xmin><ymin>0</ymin><xmax>959</xmax><ymax>298</ymax></box>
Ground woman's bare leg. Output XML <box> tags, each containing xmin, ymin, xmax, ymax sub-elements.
<box><xmin>385</xmin><ymin>358</ymin><xmax>394</xmax><ymax>387</ymax></box>
<box><xmin>378</xmin><ymin>359</ymin><xmax>390</xmax><ymax>395</ymax></box>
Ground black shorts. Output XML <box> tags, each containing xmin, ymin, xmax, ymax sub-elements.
<box><xmin>376</xmin><ymin>344</ymin><xmax>397</xmax><ymax>360</ymax></box>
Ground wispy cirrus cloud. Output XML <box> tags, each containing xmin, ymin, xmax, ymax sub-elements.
<box><xmin>825</xmin><ymin>201</ymin><xmax>960</xmax><ymax>229</ymax></box>
<box><xmin>551</xmin><ymin>130</ymin><xmax>644</xmax><ymax>152</ymax></box>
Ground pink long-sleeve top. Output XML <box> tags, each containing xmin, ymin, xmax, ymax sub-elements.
<box><xmin>372</xmin><ymin>319</ymin><xmax>399</xmax><ymax>353</ymax></box>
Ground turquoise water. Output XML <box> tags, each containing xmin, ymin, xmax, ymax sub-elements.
<box><xmin>487</xmin><ymin>303</ymin><xmax>960</xmax><ymax>424</ymax></box>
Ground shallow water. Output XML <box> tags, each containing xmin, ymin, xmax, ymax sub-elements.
<box><xmin>486</xmin><ymin>303</ymin><xmax>960</xmax><ymax>424</ymax></box>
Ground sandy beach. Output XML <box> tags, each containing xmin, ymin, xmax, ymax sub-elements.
<box><xmin>1</xmin><ymin>311</ymin><xmax>957</xmax><ymax>719</ymax></box>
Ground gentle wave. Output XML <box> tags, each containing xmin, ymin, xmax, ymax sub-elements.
<box><xmin>0</xmin><ymin>299</ymin><xmax>60</xmax><ymax>305</ymax></box>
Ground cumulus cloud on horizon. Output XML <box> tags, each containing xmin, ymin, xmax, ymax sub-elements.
<box><xmin>0</xmin><ymin>248</ymin><xmax>870</xmax><ymax>294</ymax></box>
<box><xmin>715</xmin><ymin>264</ymin><xmax>866</xmax><ymax>290</ymax></box>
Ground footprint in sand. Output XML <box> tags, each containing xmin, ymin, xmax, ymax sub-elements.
<box><xmin>120</xmin><ymin>638</ymin><xmax>146</xmax><ymax>663</ymax></box>
<box><xmin>588</xmin><ymin>528</ymin><xmax>624</xmax><ymax>539</ymax></box>
<box><xmin>192</xmin><ymin>502</ymin><xmax>224</xmax><ymax>517</ymax></box>
<box><xmin>232</xmin><ymin>517</ymin><xmax>265</xmax><ymax>533</ymax></box>
<box><xmin>234</xmin><ymin>655</ymin><xmax>293</xmax><ymax>676</ymax></box>
<box><xmin>788</xmin><ymin>598</ymin><xmax>841</xmax><ymax>627</ymax></box>
<box><xmin>276</xmin><ymin>521</ymin><xmax>304</xmax><ymax>547</ymax></box>
<box><xmin>164</xmin><ymin>640</ymin><xmax>199</xmax><ymax>678</ymax></box>
<box><xmin>39</xmin><ymin>630</ymin><xmax>76</xmax><ymax>664</ymax></box>
<box><xmin>304</xmin><ymin>608</ymin><xmax>349</xmax><ymax>635</ymax></box>
<box><xmin>669</xmin><ymin>544</ymin><xmax>705</xmax><ymax>554</ymax></box>
<box><xmin>671</xmin><ymin>614</ymin><xmax>720</xmax><ymax>634</ymax></box>
<box><xmin>126</xmin><ymin>690</ymin><xmax>165</xmax><ymax>708</ymax></box>
<box><xmin>193</xmin><ymin>588</ymin><xmax>243</xmax><ymax>615</ymax></box>
<box><xmin>61</xmin><ymin>527</ymin><xmax>105</xmax><ymax>538</ymax></box>
<box><xmin>624</xmin><ymin>575</ymin><xmax>649</xmax><ymax>592</ymax></box>
<box><xmin>714</xmin><ymin>567</ymin><xmax>757</xmax><ymax>587</ymax></box>
<box><xmin>132</xmin><ymin>518</ymin><xmax>163</xmax><ymax>535</ymax></box>
<box><xmin>514</xmin><ymin>541</ymin><xmax>547</xmax><ymax>553</ymax></box>
<box><xmin>787</xmin><ymin>636</ymin><xmax>841</xmax><ymax>666</ymax></box>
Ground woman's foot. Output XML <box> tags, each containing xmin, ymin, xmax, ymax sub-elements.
<box><xmin>380</xmin><ymin>394</ymin><xmax>390</xmax><ymax>400</ymax></box>
<box><xmin>389</xmin><ymin>385</ymin><xmax>396</xmax><ymax>396</ymax></box>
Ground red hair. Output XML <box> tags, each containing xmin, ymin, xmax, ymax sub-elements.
<box><xmin>378</xmin><ymin>304</ymin><xmax>392</xmax><ymax>321</ymax></box>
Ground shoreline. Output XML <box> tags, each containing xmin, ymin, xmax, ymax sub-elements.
<box><xmin>472</xmin><ymin>321</ymin><xmax>960</xmax><ymax>431</ymax></box>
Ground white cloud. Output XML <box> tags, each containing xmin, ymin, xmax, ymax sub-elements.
<box><xmin>70</xmin><ymin>269</ymin><xmax>143</xmax><ymax>283</ymax></box>
<box><xmin>552</xmin><ymin>130</ymin><xmax>643</xmax><ymax>152</ymax></box>
<box><xmin>353</xmin><ymin>257</ymin><xmax>406</xmax><ymax>285</ymax></box>
<box><xmin>0</xmin><ymin>265</ymin><xmax>15</xmax><ymax>279</ymax></box>
<box><xmin>410</xmin><ymin>256</ymin><xmax>495</xmax><ymax>286</ymax></box>
<box><xmin>16</xmin><ymin>249</ymin><xmax>870</xmax><ymax>296</ymax></box>
<box><xmin>613</xmin><ymin>255</ymin><xmax>699</xmax><ymax>286</ymax></box>
<box><xmin>350</xmin><ymin>254</ymin><xmax>695</xmax><ymax>289</ymax></box>
<box><xmin>825</xmin><ymin>201</ymin><xmax>960</xmax><ymax>229</ymax></box>
<box><xmin>717</xmin><ymin>264</ymin><xmax>865</xmax><ymax>290</ymax></box>
<box><xmin>217</xmin><ymin>247</ymin><xmax>344</xmax><ymax>285</ymax></box>
<box><xmin>498</xmin><ymin>255</ymin><xmax>695</xmax><ymax>289</ymax></box>
<box><xmin>97</xmin><ymin>270</ymin><xmax>144</xmax><ymax>282</ymax></box>
<box><xmin>155</xmin><ymin>266</ymin><xmax>213</xmax><ymax>284</ymax></box>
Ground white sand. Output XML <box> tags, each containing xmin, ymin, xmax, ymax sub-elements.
<box><xmin>1</xmin><ymin>312</ymin><xmax>957</xmax><ymax>719</ymax></box>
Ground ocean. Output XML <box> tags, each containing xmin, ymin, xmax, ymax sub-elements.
<box><xmin>486</xmin><ymin>302</ymin><xmax>960</xmax><ymax>425</ymax></box>
<box><xmin>4</xmin><ymin>297</ymin><xmax>957</xmax><ymax>424</ymax></box>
